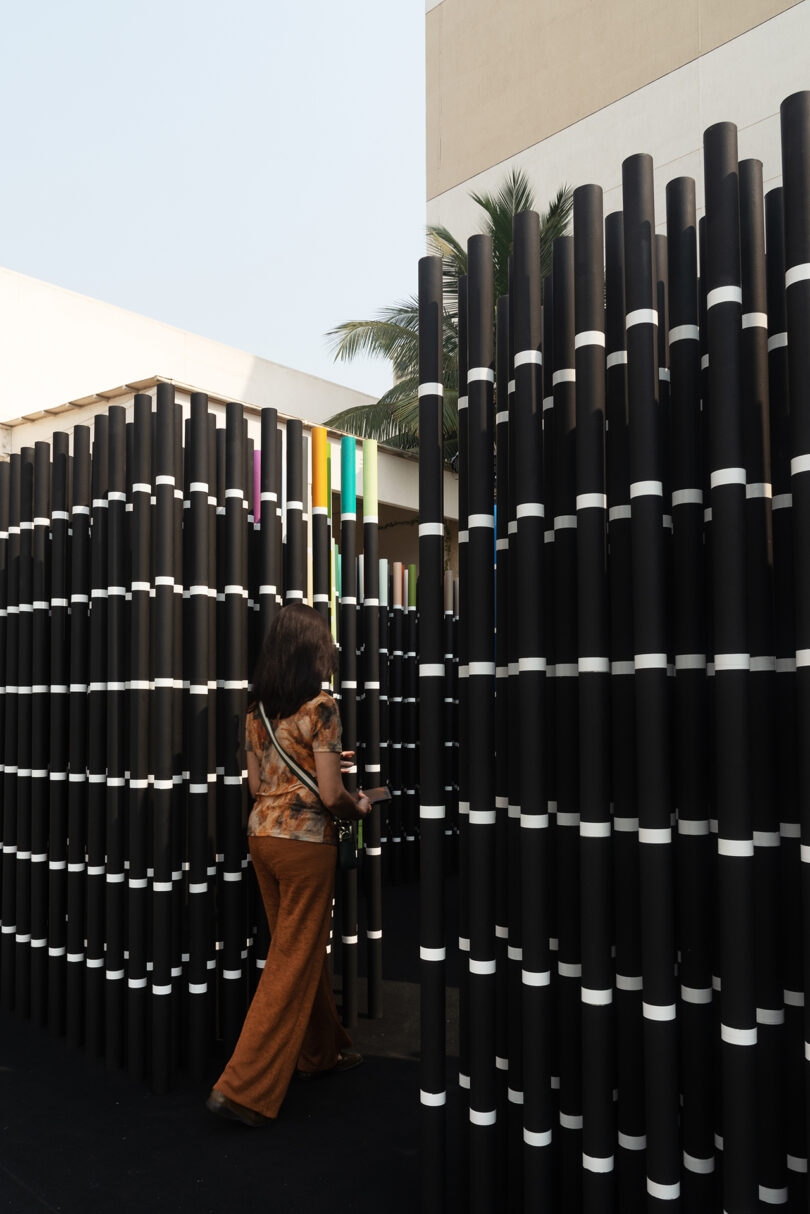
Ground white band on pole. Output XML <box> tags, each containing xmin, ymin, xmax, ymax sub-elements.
<box><xmin>707</xmin><ymin>285</ymin><xmax>742</xmax><ymax>308</ymax></box>
<box><xmin>785</xmin><ymin>262</ymin><xmax>810</xmax><ymax>288</ymax></box>
<box><xmin>669</xmin><ymin>324</ymin><xmax>699</xmax><ymax>343</ymax></box>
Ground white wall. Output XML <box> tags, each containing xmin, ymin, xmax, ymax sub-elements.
<box><xmin>426</xmin><ymin>1</ymin><xmax>810</xmax><ymax>237</ymax></box>
<box><xmin>0</xmin><ymin>266</ymin><xmax>375</xmax><ymax>430</ymax></box>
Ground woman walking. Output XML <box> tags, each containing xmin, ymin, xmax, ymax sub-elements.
<box><xmin>207</xmin><ymin>603</ymin><xmax>371</xmax><ymax>1126</ymax></box>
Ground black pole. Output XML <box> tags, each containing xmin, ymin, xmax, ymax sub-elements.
<box><xmin>704</xmin><ymin>120</ymin><xmax>757</xmax><ymax>1213</ymax></box>
<box><xmin>493</xmin><ymin>291</ymin><xmax>511</xmax><ymax>1191</ymax></box>
<box><xmin>220</xmin><ymin>401</ymin><xmax>248</xmax><ymax>1054</ymax></box>
<box><xmin>105</xmin><ymin>406</ymin><xmax>127</xmax><ymax>1068</ymax></box>
<box><xmin>622</xmin><ymin>153</ymin><xmax>680</xmax><ymax>1209</ymax></box>
<box><xmin>29</xmin><ymin>441</ymin><xmax>51</xmax><ymax>1025</ymax></box>
<box><xmin>765</xmin><ymin>183</ymin><xmax>807</xmax><ymax>1203</ymax></box>
<box><xmin>0</xmin><ymin>462</ymin><xmax>9</xmax><ymax>1006</ymax></box>
<box><xmin>572</xmin><ymin>186</ymin><xmax>614</xmax><ymax>1209</ymax></box>
<box><xmin>186</xmin><ymin>391</ymin><xmax>213</xmax><ymax>1078</ymax></box>
<box><xmin>85</xmin><ymin>420</ymin><xmax>108</xmax><ymax>1058</ymax></box>
<box><xmin>551</xmin><ymin>235</ymin><xmax>583</xmax><ymax>1213</ymax></box>
<box><xmin>151</xmin><ymin>384</ymin><xmax>177</xmax><ymax>1090</ymax></box>
<box><xmin>780</xmin><ymin>88</ymin><xmax>810</xmax><ymax>1188</ymax></box>
<box><xmin>15</xmin><ymin>446</ymin><xmax>34</xmax><ymax>1021</ymax></box>
<box><xmin>465</xmin><ymin>233</ymin><xmax>497</xmax><ymax>1214</ymax></box>
<box><xmin>127</xmin><ymin>394</ymin><xmax>152</xmax><ymax>1080</ymax></box>
<box><xmin>739</xmin><ymin>156</ymin><xmax>785</xmax><ymax>1207</ymax></box>
<box><xmin>605</xmin><ymin>210</ymin><xmax>646</xmax><ymax>1212</ymax></box>
<box><xmin>285</xmin><ymin>418</ymin><xmax>305</xmax><ymax>603</ymax></box>
<box><xmin>2</xmin><ymin>455</ymin><xmax>20</xmax><ymax>1013</ymax></box>
<box><xmin>665</xmin><ymin>176</ymin><xmax>714</xmax><ymax>1209</ymax></box>
<box><xmin>66</xmin><ymin>429</ymin><xmax>91</xmax><ymax>1047</ymax></box>
<box><xmin>418</xmin><ymin>252</ymin><xmax>447</xmax><ymax>1214</ymax></box>
<box><xmin>47</xmin><ymin>432</ymin><xmax>70</xmax><ymax>1038</ymax></box>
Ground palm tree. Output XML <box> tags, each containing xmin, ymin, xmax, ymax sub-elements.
<box><xmin>325</xmin><ymin>170</ymin><xmax>573</xmax><ymax>459</ymax></box>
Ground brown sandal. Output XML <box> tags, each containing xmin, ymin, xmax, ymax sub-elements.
<box><xmin>206</xmin><ymin>1088</ymin><xmax>271</xmax><ymax>1127</ymax></box>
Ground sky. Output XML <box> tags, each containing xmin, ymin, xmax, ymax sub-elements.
<box><xmin>0</xmin><ymin>0</ymin><xmax>427</xmax><ymax>399</ymax></box>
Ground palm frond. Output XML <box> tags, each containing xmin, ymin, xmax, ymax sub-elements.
<box><xmin>324</xmin><ymin>398</ymin><xmax>414</xmax><ymax>444</ymax></box>
<box><xmin>539</xmin><ymin>184</ymin><xmax>574</xmax><ymax>280</ymax></box>
<box><xmin>325</xmin><ymin>301</ymin><xmax>421</xmax><ymax>378</ymax></box>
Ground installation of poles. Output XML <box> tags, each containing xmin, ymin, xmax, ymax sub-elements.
<box><xmin>0</xmin><ymin>398</ymin><xmax>433</xmax><ymax>1088</ymax></box>
<box><xmin>417</xmin><ymin>89</ymin><xmax>810</xmax><ymax>1212</ymax></box>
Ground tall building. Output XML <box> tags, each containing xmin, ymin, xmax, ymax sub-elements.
<box><xmin>426</xmin><ymin>0</ymin><xmax>809</xmax><ymax>233</ymax></box>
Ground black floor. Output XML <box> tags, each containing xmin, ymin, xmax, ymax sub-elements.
<box><xmin>0</xmin><ymin>877</ymin><xmax>460</xmax><ymax>1214</ymax></box>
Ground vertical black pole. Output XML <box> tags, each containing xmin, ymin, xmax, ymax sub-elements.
<box><xmin>766</xmin><ymin>184</ymin><xmax>807</xmax><ymax>1203</ymax></box>
<box><xmin>704</xmin><ymin>121</ymin><xmax>757</xmax><ymax>1213</ymax></box>
<box><xmin>127</xmin><ymin>394</ymin><xmax>152</xmax><ymax>1080</ymax></box>
<box><xmin>622</xmin><ymin>153</ymin><xmax>680</xmax><ymax>1209</ymax></box>
<box><xmin>221</xmin><ymin>401</ymin><xmax>248</xmax><ymax>1053</ymax></box>
<box><xmin>551</xmin><ymin>235</ymin><xmax>583</xmax><ymax>1212</ymax></box>
<box><xmin>573</xmin><ymin>186</ymin><xmax>615</xmax><ymax>1209</ymax></box>
<box><xmin>66</xmin><ymin>430</ymin><xmax>90</xmax><ymax>1047</ymax></box>
<box><xmin>466</xmin><ymin>234</ymin><xmax>497</xmax><ymax>1214</ymax></box>
<box><xmin>285</xmin><ymin>418</ymin><xmax>305</xmax><ymax>603</ymax></box>
<box><xmin>456</xmin><ymin>277</ymin><xmax>471</xmax><ymax>1208</ymax></box>
<box><xmin>740</xmin><ymin>156</ymin><xmax>786</xmax><ymax>1208</ymax></box>
<box><xmin>511</xmin><ymin>209</ymin><xmax>554</xmax><ymax>1208</ymax></box>
<box><xmin>258</xmin><ymin>408</ymin><xmax>281</xmax><ymax>640</ymax></box>
<box><xmin>605</xmin><ymin>210</ymin><xmax>646</xmax><ymax>1212</ymax></box>
<box><xmin>47</xmin><ymin>432</ymin><xmax>70</xmax><ymax>1037</ymax></box>
<box><xmin>0</xmin><ymin>463</ymin><xmax>9</xmax><ymax>1005</ymax></box>
<box><xmin>665</xmin><ymin>177</ymin><xmax>714</xmax><ymax>1208</ymax></box>
<box><xmin>187</xmin><ymin>392</ymin><xmax>213</xmax><ymax>1078</ymax></box>
<box><xmin>29</xmin><ymin>441</ymin><xmax>51</xmax><ymax>1025</ymax></box>
<box><xmin>493</xmin><ymin>292</ymin><xmax>511</xmax><ymax>1191</ymax></box>
<box><xmin>418</xmin><ymin>252</ymin><xmax>447</xmax><ymax>1214</ymax></box>
<box><xmin>86</xmin><ymin>420</ymin><xmax>108</xmax><ymax>1058</ymax></box>
<box><xmin>2</xmin><ymin>455</ymin><xmax>20</xmax><ymax>1013</ymax></box>
<box><xmin>780</xmin><ymin>88</ymin><xmax>810</xmax><ymax>1187</ymax></box>
<box><xmin>105</xmin><ymin>406</ymin><xmax>127</xmax><ymax>1068</ymax></box>
<box><xmin>15</xmin><ymin>446</ymin><xmax>34</xmax><ymax>1020</ymax></box>
<box><xmin>152</xmin><ymin>384</ymin><xmax>176</xmax><ymax>1090</ymax></box>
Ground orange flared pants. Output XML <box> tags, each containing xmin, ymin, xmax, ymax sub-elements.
<box><xmin>214</xmin><ymin>835</ymin><xmax>351</xmax><ymax>1118</ymax></box>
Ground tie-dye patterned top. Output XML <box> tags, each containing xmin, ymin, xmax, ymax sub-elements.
<box><xmin>245</xmin><ymin>690</ymin><xmax>342</xmax><ymax>844</ymax></box>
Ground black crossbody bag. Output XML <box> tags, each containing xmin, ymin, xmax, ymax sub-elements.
<box><xmin>257</xmin><ymin>701</ymin><xmax>358</xmax><ymax>870</ymax></box>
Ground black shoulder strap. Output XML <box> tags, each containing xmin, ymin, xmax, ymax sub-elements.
<box><xmin>257</xmin><ymin>701</ymin><xmax>320</xmax><ymax>799</ymax></box>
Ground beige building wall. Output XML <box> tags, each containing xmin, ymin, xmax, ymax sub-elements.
<box><xmin>427</xmin><ymin>0</ymin><xmax>801</xmax><ymax>199</ymax></box>
<box><xmin>427</xmin><ymin>0</ymin><xmax>808</xmax><ymax>237</ymax></box>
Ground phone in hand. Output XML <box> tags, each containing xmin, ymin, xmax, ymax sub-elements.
<box><xmin>360</xmin><ymin>785</ymin><xmax>392</xmax><ymax>804</ymax></box>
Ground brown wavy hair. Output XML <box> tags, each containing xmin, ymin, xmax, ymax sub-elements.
<box><xmin>252</xmin><ymin>603</ymin><xmax>337</xmax><ymax>720</ymax></box>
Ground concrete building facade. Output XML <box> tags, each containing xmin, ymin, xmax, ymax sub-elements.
<box><xmin>426</xmin><ymin>0</ymin><xmax>808</xmax><ymax>234</ymax></box>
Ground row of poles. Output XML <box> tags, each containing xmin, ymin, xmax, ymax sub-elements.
<box><xmin>418</xmin><ymin>90</ymin><xmax>810</xmax><ymax>1212</ymax></box>
<box><xmin>0</xmin><ymin>389</ymin><xmax>444</xmax><ymax>1090</ymax></box>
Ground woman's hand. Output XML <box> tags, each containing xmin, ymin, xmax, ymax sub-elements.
<box><xmin>356</xmin><ymin>792</ymin><xmax>373</xmax><ymax>818</ymax></box>
<box><xmin>340</xmin><ymin>750</ymin><xmax>356</xmax><ymax>774</ymax></box>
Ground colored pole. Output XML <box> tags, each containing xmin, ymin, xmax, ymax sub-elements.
<box><xmin>339</xmin><ymin>435</ymin><xmax>359</xmax><ymax>1028</ymax></box>
<box><xmin>362</xmin><ymin>439</ymin><xmax>383</xmax><ymax>1018</ymax></box>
